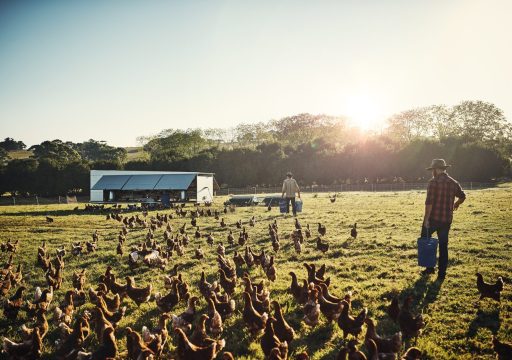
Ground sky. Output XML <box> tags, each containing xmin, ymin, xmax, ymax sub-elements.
<box><xmin>0</xmin><ymin>0</ymin><xmax>511</xmax><ymax>147</ymax></box>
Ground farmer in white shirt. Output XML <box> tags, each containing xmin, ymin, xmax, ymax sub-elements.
<box><xmin>281</xmin><ymin>171</ymin><xmax>301</xmax><ymax>216</ymax></box>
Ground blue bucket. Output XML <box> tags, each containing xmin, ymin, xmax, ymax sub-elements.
<box><xmin>279</xmin><ymin>199</ymin><xmax>287</xmax><ymax>213</ymax></box>
<box><xmin>417</xmin><ymin>236</ymin><xmax>438</xmax><ymax>268</ymax></box>
<box><xmin>295</xmin><ymin>200</ymin><xmax>303</xmax><ymax>213</ymax></box>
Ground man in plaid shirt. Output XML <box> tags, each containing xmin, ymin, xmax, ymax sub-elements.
<box><xmin>421</xmin><ymin>159</ymin><xmax>466</xmax><ymax>280</ymax></box>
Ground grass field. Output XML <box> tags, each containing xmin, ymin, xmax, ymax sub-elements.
<box><xmin>0</xmin><ymin>186</ymin><xmax>511</xmax><ymax>359</ymax></box>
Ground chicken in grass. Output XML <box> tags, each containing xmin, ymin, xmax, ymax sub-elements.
<box><xmin>337</xmin><ymin>300</ymin><xmax>368</xmax><ymax>338</ymax></box>
<box><xmin>316</xmin><ymin>284</ymin><xmax>344</xmax><ymax>322</ymax></box>
<box><xmin>261</xmin><ymin>317</ymin><xmax>287</xmax><ymax>358</ymax></box>
<box><xmin>316</xmin><ymin>237</ymin><xmax>329</xmax><ymax>253</ymax></box>
<box><xmin>351</xmin><ymin>223</ymin><xmax>358</xmax><ymax>239</ymax></box>
<box><xmin>175</xmin><ymin>328</ymin><xmax>225</xmax><ymax>360</ymax></box>
<box><xmin>364</xmin><ymin>318</ymin><xmax>402</xmax><ymax>354</ymax></box>
<box><xmin>140</xmin><ymin>313</ymin><xmax>171</xmax><ymax>357</ymax></box>
<box><xmin>366</xmin><ymin>337</ymin><xmax>397</xmax><ymax>360</ymax></box>
<box><xmin>125</xmin><ymin>276</ymin><xmax>152</xmax><ymax>306</ymax></box>
<box><xmin>125</xmin><ymin>326</ymin><xmax>155</xmax><ymax>360</ymax></box>
<box><xmin>317</xmin><ymin>223</ymin><xmax>326</xmax><ymax>236</ymax></box>
<box><xmin>172</xmin><ymin>296</ymin><xmax>200</xmax><ymax>332</ymax></box>
<box><xmin>398</xmin><ymin>296</ymin><xmax>425</xmax><ymax>340</ymax></box>
<box><xmin>3</xmin><ymin>285</ymin><xmax>26</xmax><ymax>320</ymax></box>
<box><xmin>303</xmin><ymin>286</ymin><xmax>321</xmax><ymax>327</ymax></box>
<box><xmin>347</xmin><ymin>339</ymin><xmax>367</xmax><ymax>360</ymax></box>
<box><xmin>271</xmin><ymin>301</ymin><xmax>295</xmax><ymax>344</ymax></box>
<box><xmin>401</xmin><ymin>347</ymin><xmax>422</xmax><ymax>360</ymax></box>
<box><xmin>387</xmin><ymin>296</ymin><xmax>400</xmax><ymax>323</ymax></box>
<box><xmin>242</xmin><ymin>292</ymin><xmax>268</xmax><ymax>336</ymax></box>
<box><xmin>155</xmin><ymin>280</ymin><xmax>180</xmax><ymax>313</ymax></box>
<box><xmin>476</xmin><ymin>273</ymin><xmax>504</xmax><ymax>302</ymax></box>
<box><xmin>206</xmin><ymin>297</ymin><xmax>223</xmax><ymax>336</ymax></box>
<box><xmin>3</xmin><ymin>327</ymin><xmax>43</xmax><ymax>359</ymax></box>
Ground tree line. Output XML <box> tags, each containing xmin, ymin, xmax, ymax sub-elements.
<box><xmin>0</xmin><ymin>100</ymin><xmax>510</xmax><ymax>196</ymax></box>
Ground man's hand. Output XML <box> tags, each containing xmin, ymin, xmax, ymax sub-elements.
<box><xmin>281</xmin><ymin>194</ymin><xmax>285</xmax><ymax>199</ymax></box>
<box><xmin>423</xmin><ymin>218</ymin><xmax>430</xmax><ymax>228</ymax></box>
<box><xmin>453</xmin><ymin>200</ymin><xmax>461</xmax><ymax>211</ymax></box>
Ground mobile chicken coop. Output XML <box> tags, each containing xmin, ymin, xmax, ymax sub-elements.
<box><xmin>89</xmin><ymin>170</ymin><xmax>216</xmax><ymax>205</ymax></box>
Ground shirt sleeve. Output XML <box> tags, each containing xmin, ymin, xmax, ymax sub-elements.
<box><xmin>282</xmin><ymin>181</ymin><xmax>286</xmax><ymax>193</ymax></box>
<box><xmin>455</xmin><ymin>182</ymin><xmax>466</xmax><ymax>201</ymax></box>
<box><xmin>294</xmin><ymin>179</ymin><xmax>299</xmax><ymax>191</ymax></box>
<box><xmin>425</xmin><ymin>181</ymin><xmax>435</xmax><ymax>205</ymax></box>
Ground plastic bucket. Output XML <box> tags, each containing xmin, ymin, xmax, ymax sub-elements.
<box><xmin>295</xmin><ymin>200</ymin><xmax>303</xmax><ymax>213</ymax></box>
<box><xmin>417</xmin><ymin>236</ymin><xmax>438</xmax><ymax>268</ymax></box>
<box><xmin>279</xmin><ymin>199</ymin><xmax>287</xmax><ymax>213</ymax></box>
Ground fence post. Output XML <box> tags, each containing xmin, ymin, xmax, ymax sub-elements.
<box><xmin>36</xmin><ymin>196</ymin><xmax>39</xmax><ymax>205</ymax></box>
<box><xmin>12</xmin><ymin>196</ymin><xmax>15</xmax><ymax>206</ymax></box>
<box><xmin>470</xmin><ymin>182</ymin><xmax>473</xmax><ymax>190</ymax></box>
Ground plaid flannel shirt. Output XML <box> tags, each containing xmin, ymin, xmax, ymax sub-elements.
<box><xmin>425</xmin><ymin>172</ymin><xmax>466</xmax><ymax>224</ymax></box>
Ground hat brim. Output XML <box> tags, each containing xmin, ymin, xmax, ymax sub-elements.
<box><xmin>426</xmin><ymin>165</ymin><xmax>451</xmax><ymax>170</ymax></box>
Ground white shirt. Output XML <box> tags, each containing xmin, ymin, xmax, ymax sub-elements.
<box><xmin>282</xmin><ymin>178</ymin><xmax>299</xmax><ymax>197</ymax></box>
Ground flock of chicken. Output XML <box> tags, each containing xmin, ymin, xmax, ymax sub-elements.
<box><xmin>0</xmin><ymin>199</ymin><xmax>510</xmax><ymax>359</ymax></box>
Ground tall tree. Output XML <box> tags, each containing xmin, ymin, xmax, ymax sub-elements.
<box><xmin>0</xmin><ymin>137</ymin><xmax>26</xmax><ymax>151</ymax></box>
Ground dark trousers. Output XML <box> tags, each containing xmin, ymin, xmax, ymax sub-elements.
<box><xmin>285</xmin><ymin>197</ymin><xmax>297</xmax><ymax>216</ymax></box>
<box><xmin>421</xmin><ymin>220</ymin><xmax>451</xmax><ymax>275</ymax></box>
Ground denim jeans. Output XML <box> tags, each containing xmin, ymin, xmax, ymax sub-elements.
<box><xmin>421</xmin><ymin>221</ymin><xmax>451</xmax><ymax>275</ymax></box>
<box><xmin>285</xmin><ymin>197</ymin><xmax>297</xmax><ymax>216</ymax></box>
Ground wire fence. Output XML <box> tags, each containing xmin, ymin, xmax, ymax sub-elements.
<box><xmin>0</xmin><ymin>182</ymin><xmax>495</xmax><ymax>206</ymax></box>
<box><xmin>216</xmin><ymin>182</ymin><xmax>495</xmax><ymax>196</ymax></box>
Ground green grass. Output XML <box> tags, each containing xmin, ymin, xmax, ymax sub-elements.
<box><xmin>0</xmin><ymin>187</ymin><xmax>511</xmax><ymax>359</ymax></box>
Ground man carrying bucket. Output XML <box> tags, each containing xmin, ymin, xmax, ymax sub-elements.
<box><xmin>281</xmin><ymin>171</ymin><xmax>301</xmax><ymax>217</ymax></box>
<box><xmin>421</xmin><ymin>159</ymin><xmax>466</xmax><ymax>280</ymax></box>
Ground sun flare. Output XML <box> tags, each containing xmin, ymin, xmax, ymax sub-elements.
<box><xmin>343</xmin><ymin>94</ymin><xmax>383</xmax><ymax>131</ymax></box>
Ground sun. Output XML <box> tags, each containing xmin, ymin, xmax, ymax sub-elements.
<box><xmin>343</xmin><ymin>94</ymin><xmax>383</xmax><ymax>132</ymax></box>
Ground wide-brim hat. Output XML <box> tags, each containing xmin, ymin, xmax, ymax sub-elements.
<box><xmin>426</xmin><ymin>159</ymin><xmax>451</xmax><ymax>170</ymax></box>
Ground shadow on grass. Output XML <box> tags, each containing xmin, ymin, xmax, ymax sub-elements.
<box><xmin>401</xmin><ymin>274</ymin><xmax>444</xmax><ymax>312</ymax></box>
<box><xmin>466</xmin><ymin>308</ymin><xmax>501</xmax><ymax>337</ymax></box>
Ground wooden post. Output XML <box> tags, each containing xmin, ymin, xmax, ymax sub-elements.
<box><xmin>36</xmin><ymin>196</ymin><xmax>39</xmax><ymax>205</ymax></box>
<box><xmin>470</xmin><ymin>182</ymin><xmax>473</xmax><ymax>190</ymax></box>
<box><xmin>12</xmin><ymin>196</ymin><xmax>15</xmax><ymax>205</ymax></box>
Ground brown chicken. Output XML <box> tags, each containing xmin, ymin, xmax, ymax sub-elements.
<box><xmin>219</xmin><ymin>269</ymin><xmax>237</xmax><ymax>295</ymax></box>
<box><xmin>401</xmin><ymin>347</ymin><xmax>422</xmax><ymax>360</ymax></box>
<box><xmin>172</xmin><ymin>296</ymin><xmax>200</xmax><ymax>332</ymax></box>
<box><xmin>364</xmin><ymin>318</ymin><xmax>402</xmax><ymax>354</ymax></box>
<box><xmin>271</xmin><ymin>301</ymin><xmax>295</xmax><ymax>344</ymax></box>
<box><xmin>3</xmin><ymin>327</ymin><xmax>43</xmax><ymax>359</ymax></box>
<box><xmin>347</xmin><ymin>339</ymin><xmax>367</xmax><ymax>360</ymax></box>
<box><xmin>125</xmin><ymin>326</ymin><xmax>155</xmax><ymax>360</ymax></box>
<box><xmin>55</xmin><ymin>312</ymin><xmax>91</xmax><ymax>359</ymax></box>
<box><xmin>126</xmin><ymin>276</ymin><xmax>152</xmax><ymax>306</ymax></box>
<box><xmin>316</xmin><ymin>284</ymin><xmax>344</xmax><ymax>322</ymax></box>
<box><xmin>476</xmin><ymin>273</ymin><xmax>504</xmax><ymax>301</ymax></box>
<box><xmin>261</xmin><ymin>318</ymin><xmax>287</xmax><ymax>358</ymax></box>
<box><xmin>337</xmin><ymin>300</ymin><xmax>368</xmax><ymax>338</ymax></box>
<box><xmin>175</xmin><ymin>328</ymin><xmax>225</xmax><ymax>360</ymax></box>
<box><xmin>155</xmin><ymin>280</ymin><xmax>180</xmax><ymax>313</ymax></box>
<box><xmin>242</xmin><ymin>292</ymin><xmax>268</xmax><ymax>335</ymax></box>
<box><xmin>317</xmin><ymin>223</ymin><xmax>327</xmax><ymax>236</ymax></box>
<box><xmin>289</xmin><ymin>272</ymin><xmax>308</xmax><ymax>304</ymax></box>
<box><xmin>77</xmin><ymin>325</ymin><xmax>117</xmax><ymax>360</ymax></box>
<box><xmin>316</xmin><ymin>237</ymin><xmax>329</xmax><ymax>253</ymax></box>
<box><xmin>4</xmin><ymin>285</ymin><xmax>25</xmax><ymax>320</ymax></box>
<box><xmin>387</xmin><ymin>296</ymin><xmax>400</xmax><ymax>323</ymax></box>
<box><xmin>210</xmin><ymin>292</ymin><xmax>236</xmax><ymax>319</ymax></box>
<box><xmin>303</xmin><ymin>287</ymin><xmax>321</xmax><ymax>327</ymax></box>
<box><xmin>398</xmin><ymin>296</ymin><xmax>425</xmax><ymax>339</ymax></box>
